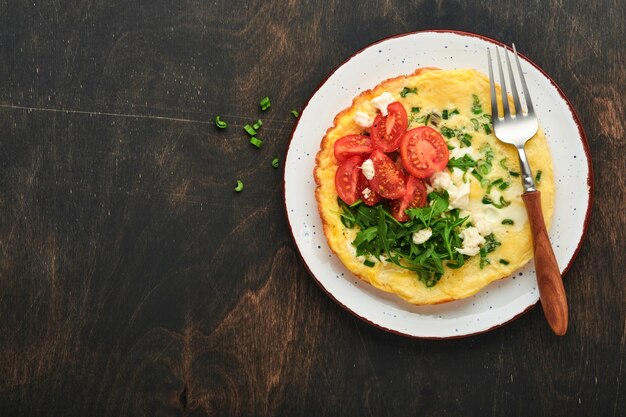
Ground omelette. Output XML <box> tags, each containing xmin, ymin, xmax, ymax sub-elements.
<box><xmin>313</xmin><ymin>68</ymin><xmax>555</xmax><ymax>305</ymax></box>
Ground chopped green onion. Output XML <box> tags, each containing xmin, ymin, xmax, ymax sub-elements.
<box><xmin>252</xmin><ymin>119</ymin><xmax>263</xmax><ymax>130</ymax></box>
<box><xmin>471</xmin><ymin>170</ymin><xmax>484</xmax><ymax>182</ymax></box>
<box><xmin>260</xmin><ymin>96</ymin><xmax>271</xmax><ymax>111</ymax></box>
<box><xmin>442</xmin><ymin>109</ymin><xmax>449</xmax><ymax>119</ymax></box>
<box><xmin>499</xmin><ymin>158</ymin><xmax>508</xmax><ymax>169</ymax></box>
<box><xmin>470</xmin><ymin>118</ymin><xmax>479</xmax><ymax>131</ymax></box>
<box><xmin>499</xmin><ymin>259</ymin><xmax>510</xmax><ymax>265</ymax></box>
<box><xmin>483</xmin><ymin>123</ymin><xmax>492</xmax><ymax>135</ymax></box>
<box><xmin>411</xmin><ymin>106</ymin><xmax>420</xmax><ymax>113</ymax></box>
<box><xmin>471</xmin><ymin>94</ymin><xmax>482</xmax><ymax>114</ymax></box>
<box><xmin>501</xmin><ymin>219</ymin><xmax>514</xmax><ymax>225</ymax></box>
<box><xmin>440</xmin><ymin>126</ymin><xmax>456</xmax><ymax>139</ymax></box>
<box><xmin>460</xmin><ymin>133</ymin><xmax>472</xmax><ymax>147</ymax></box>
<box><xmin>349</xmin><ymin>199</ymin><xmax>362</xmax><ymax>208</ymax></box>
<box><xmin>271</xmin><ymin>157</ymin><xmax>280</xmax><ymax>168</ymax></box>
<box><xmin>215</xmin><ymin>116</ymin><xmax>228</xmax><ymax>129</ymax></box>
<box><xmin>234</xmin><ymin>180</ymin><xmax>244</xmax><ymax>192</ymax></box>
<box><xmin>482</xmin><ymin>195</ymin><xmax>510</xmax><ymax>209</ymax></box>
<box><xmin>509</xmin><ymin>171</ymin><xmax>520</xmax><ymax>177</ymax></box>
<box><xmin>290</xmin><ymin>109</ymin><xmax>299</xmax><ymax>118</ymax></box>
<box><xmin>400</xmin><ymin>87</ymin><xmax>417</xmax><ymax>97</ymax></box>
<box><xmin>498</xmin><ymin>181</ymin><xmax>510</xmax><ymax>190</ymax></box>
<box><xmin>363</xmin><ymin>260</ymin><xmax>375</xmax><ymax>267</ymax></box>
<box><xmin>243</xmin><ymin>124</ymin><xmax>256</xmax><ymax>136</ymax></box>
<box><xmin>450</xmin><ymin>109</ymin><xmax>460</xmax><ymax>116</ymax></box>
<box><xmin>535</xmin><ymin>170</ymin><xmax>543</xmax><ymax>184</ymax></box>
<box><xmin>250</xmin><ymin>137</ymin><xmax>263</xmax><ymax>148</ymax></box>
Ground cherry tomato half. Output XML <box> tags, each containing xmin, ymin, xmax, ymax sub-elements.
<box><xmin>370</xmin><ymin>102</ymin><xmax>408</xmax><ymax>152</ymax></box>
<box><xmin>357</xmin><ymin>174</ymin><xmax>382</xmax><ymax>206</ymax></box>
<box><xmin>391</xmin><ymin>176</ymin><xmax>428</xmax><ymax>222</ymax></box>
<box><xmin>333</xmin><ymin>134</ymin><xmax>373</xmax><ymax>163</ymax></box>
<box><xmin>335</xmin><ymin>156</ymin><xmax>363</xmax><ymax>205</ymax></box>
<box><xmin>368</xmin><ymin>150</ymin><xmax>406</xmax><ymax>199</ymax></box>
<box><xmin>400</xmin><ymin>126</ymin><xmax>449</xmax><ymax>179</ymax></box>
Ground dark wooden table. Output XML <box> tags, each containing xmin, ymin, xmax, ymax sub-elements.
<box><xmin>1</xmin><ymin>1</ymin><xmax>624</xmax><ymax>416</ymax></box>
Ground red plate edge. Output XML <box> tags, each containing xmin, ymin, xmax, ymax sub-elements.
<box><xmin>282</xmin><ymin>29</ymin><xmax>595</xmax><ymax>340</ymax></box>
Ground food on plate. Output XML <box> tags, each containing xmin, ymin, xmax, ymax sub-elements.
<box><xmin>313</xmin><ymin>68</ymin><xmax>554</xmax><ymax>305</ymax></box>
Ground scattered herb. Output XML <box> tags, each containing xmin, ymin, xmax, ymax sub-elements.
<box><xmin>215</xmin><ymin>116</ymin><xmax>228</xmax><ymax>129</ymax></box>
<box><xmin>499</xmin><ymin>259</ymin><xmax>510</xmax><ymax>265</ymax></box>
<box><xmin>442</xmin><ymin>109</ymin><xmax>449</xmax><ymax>120</ymax></box>
<box><xmin>260</xmin><ymin>96</ymin><xmax>271</xmax><ymax>111</ymax></box>
<box><xmin>244</xmin><ymin>124</ymin><xmax>256</xmax><ymax>136</ymax></box>
<box><xmin>411</xmin><ymin>106</ymin><xmax>421</xmax><ymax>113</ymax></box>
<box><xmin>499</xmin><ymin>158</ymin><xmax>508</xmax><ymax>170</ymax></box>
<box><xmin>363</xmin><ymin>260</ymin><xmax>375</xmax><ymax>267</ymax></box>
<box><xmin>271</xmin><ymin>157</ymin><xmax>280</xmax><ymax>168</ymax></box>
<box><xmin>483</xmin><ymin>123</ymin><xmax>492</xmax><ymax>135</ymax></box>
<box><xmin>400</xmin><ymin>87</ymin><xmax>418</xmax><ymax>97</ymax></box>
<box><xmin>470</xmin><ymin>118</ymin><xmax>480</xmax><ymax>131</ymax></box>
<box><xmin>250</xmin><ymin>137</ymin><xmax>263</xmax><ymax>148</ymax></box>
<box><xmin>535</xmin><ymin>170</ymin><xmax>543</xmax><ymax>184</ymax></box>
<box><xmin>509</xmin><ymin>171</ymin><xmax>520</xmax><ymax>177</ymax></box>
<box><xmin>501</xmin><ymin>219</ymin><xmax>514</xmax><ymax>225</ymax></box>
<box><xmin>252</xmin><ymin>119</ymin><xmax>263</xmax><ymax>130</ymax></box>
<box><xmin>290</xmin><ymin>109</ymin><xmax>299</xmax><ymax>118</ymax></box>
<box><xmin>498</xmin><ymin>181</ymin><xmax>510</xmax><ymax>190</ymax></box>
<box><xmin>234</xmin><ymin>180</ymin><xmax>244</xmax><ymax>192</ymax></box>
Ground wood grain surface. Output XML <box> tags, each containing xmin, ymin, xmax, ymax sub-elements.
<box><xmin>0</xmin><ymin>1</ymin><xmax>623</xmax><ymax>416</ymax></box>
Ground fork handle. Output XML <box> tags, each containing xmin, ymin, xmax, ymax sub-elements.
<box><xmin>522</xmin><ymin>190</ymin><xmax>568</xmax><ymax>335</ymax></box>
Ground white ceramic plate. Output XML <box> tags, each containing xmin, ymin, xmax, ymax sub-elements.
<box><xmin>283</xmin><ymin>30</ymin><xmax>592</xmax><ymax>339</ymax></box>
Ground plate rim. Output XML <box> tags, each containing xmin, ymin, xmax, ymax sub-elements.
<box><xmin>282</xmin><ymin>29</ymin><xmax>594</xmax><ymax>339</ymax></box>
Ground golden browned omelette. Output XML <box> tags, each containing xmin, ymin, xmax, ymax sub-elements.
<box><xmin>314</xmin><ymin>68</ymin><xmax>554</xmax><ymax>305</ymax></box>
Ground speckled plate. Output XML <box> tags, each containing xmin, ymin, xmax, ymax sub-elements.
<box><xmin>283</xmin><ymin>30</ymin><xmax>592</xmax><ymax>339</ymax></box>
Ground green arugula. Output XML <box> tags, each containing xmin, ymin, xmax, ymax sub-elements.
<box><xmin>338</xmin><ymin>192</ymin><xmax>470</xmax><ymax>287</ymax></box>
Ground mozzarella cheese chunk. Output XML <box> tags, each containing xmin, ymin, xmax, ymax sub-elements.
<box><xmin>354</xmin><ymin>111</ymin><xmax>374</xmax><ymax>128</ymax></box>
<box><xmin>370</xmin><ymin>92</ymin><xmax>395</xmax><ymax>116</ymax></box>
<box><xmin>412</xmin><ymin>228</ymin><xmax>433</xmax><ymax>245</ymax></box>
<box><xmin>456</xmin><ymin>227</ymin><xmax>485</xmax><ymax>256</ymax></box>
<box><xmin>361</xmin><ymin>159</ymin><xmax>375</xmax><ymax>180</ymax></box>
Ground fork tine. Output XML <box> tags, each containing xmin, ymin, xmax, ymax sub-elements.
<box><xmin>487</xmin><ymin>48</ymin><xmax>499</xmax><ymax>120</ymax></box>
<box><xmin>495</xmin><ymin>47</ymin><xmax>511</xmax><ymax>119</ymax></box>
<box><xmin>504</xmin><ymin>47</ymin><xmax>522</xmax><ymax>116</ymax></box>
<box><xmin>512</xmin><ymin>43</ymin><xmax>534</xmax><ymax>115</ymax></box>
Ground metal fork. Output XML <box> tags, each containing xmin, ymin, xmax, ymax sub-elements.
<box><xmin>487</xmin><ymin>45</ymin><xmax>568</xmax><ymax>336</ymax></box>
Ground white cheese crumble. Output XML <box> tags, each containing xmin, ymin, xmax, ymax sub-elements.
<box><xmin>412</xmin><ymin>228</ymin><xmax>433</xmax><ymax>245</ymax></box>
<box><xmin>456</xmin><ymin>227</ymin><xmax>486</xmax><ymax>256</ymax></box>
<box><xmin>362</xmin><ymin>187</ymin><xmax>372</xmax><ymax>199</ymax></box>
<box><xmin>370</xmin><ymin>92</ymin><xmax>395</xmax><ymax>116</ymax></box>
<box><xmin>361</xmin><ymin>159</ymin><xmax>375</xmax><ymax>180</ymax></box>
<box><xmin>429</xmin><ymin>171</ymin><xmax>470</xmax><ymax>210</ymax></box>
<box><xmin>354</xmin><ymin>111</ymin><xmax>374</xmax><ymax>128</ymax></box>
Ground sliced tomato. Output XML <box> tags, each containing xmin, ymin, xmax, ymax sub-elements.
<box><xmin>370</xmin><ymin>102</ymin><xmax>408</xmax><ymax>152</ymax></box>
<box><xmin>335</xmin><ymin>156</ymin><xmax>363</xmax><ymax>205</ymax></box>
<box><xmin>391</xmin><ymin>176</ymin><xmax>428</xmax><ymax>222</ymax></box>
<box><xmin>357</xmin><ymin>174</ymin><xmax>382</xmax><ymax>206</ymax></box>
<box><xmin>400</xmin><ymin>126</ymin><xmax>449</xmax><ymax>179</ymax></box>
<box><xmin>333</xmin><ymin>135</ymin><xmax>373</xmax><ymax>163</ymax></box>
<box><xmin>368</xmin><ymin>150</ymin><xmax>406</xmax><ymax>199</ymax></box>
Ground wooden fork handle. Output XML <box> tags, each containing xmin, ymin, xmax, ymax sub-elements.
<box><xmin>522</xmin><ymin>190</ymin><xmax>568</xmax><ymax>336</ymax></box>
